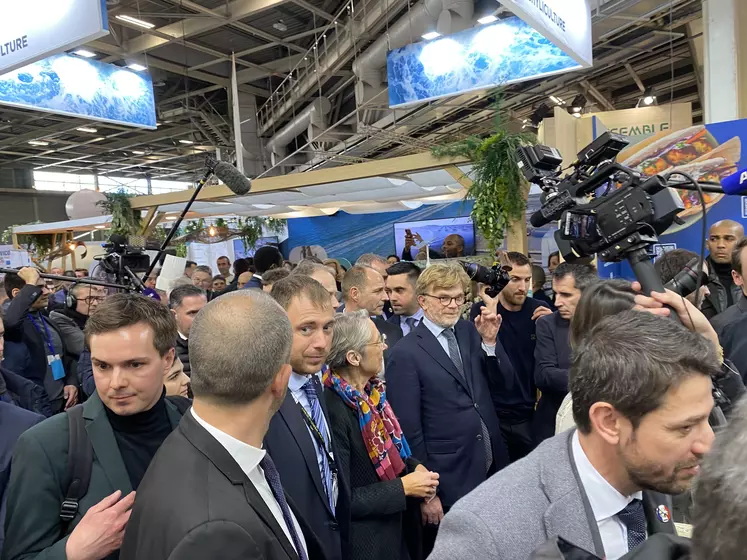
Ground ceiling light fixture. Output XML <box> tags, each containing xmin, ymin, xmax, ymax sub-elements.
<box><xmin>572</xmin><ymin>113</ymin><xmax>581</xmax><ymax>119</ymax></box>
<box><xmin>272</xmin><ymin>21</ymin><xmax>288</xmax><ymax>32</ymax></box>
<box><xmin>28</xmin><ymin>140</ymin><xmax>49</xmax><ymax>146</ymax></box>
<box><xmin>549</xmin><ymin>95</ymin><xmax>565</xmax><ymax>105</ymax></box>
<box><xmin>477</xmin><ymin>15</ymin><xmax>498</xmax><ymax>25</ymax></box>
<box><xmin>642</xmin><ymin>87</ymin><xmax>656</xmax><ymax>106</ymax></box>
<box><xmin>421</xmin><ymin>31</ymin><xmax>441</xmax><ymax>41</ymax></box>
<box><xmin>132</xmin><ymin>150</ymin><xmax>145</xmax><ymax>155</ymax></box>
<box><xmin>95</xmin><ymin>225</ymin><xmax>107</xmax><ymax>229</ymax></box>
<box><xmin>115</xmin><ymin>14</ymin><xmax>155</xmax><ymax>29</ymax></box>
<box><xmin>76</xmin><ymin>127</ymin><xmax>98</xmax><ymax>133</ymax></box>
<box><xmin>208</xmin><ymin>225</ymin><xmax>217</xmax><ymax>237</ymax></box>
<box><xmin>127</xmin><ymin>63</ymin><xmax>147</xmax><ymax>72</ymax></box>
<box><xmin>73</xmin><ymin>49</ymin><xmax>97</xmax><ymax>58</ymax></box>
<box><xmin>178</xmin><ymin>139</ymin><xmax>194</xmax><ymax>145</ymax></box>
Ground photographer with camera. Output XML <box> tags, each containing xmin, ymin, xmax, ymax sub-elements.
<box><xmin>3</xmin><ymin>268</ymin><xmax>78</xmax><ymax>415</ymax></box>
<box><xmin>469</xmin><ymin>252</ymin><xmax>552</xmax><ymax>462</ymax></box>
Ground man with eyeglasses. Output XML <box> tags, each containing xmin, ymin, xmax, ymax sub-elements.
<box><xmin>50</xmin><ymin>282</ymin><xmax>106</xmax><ymax>360</ymax></box>
<box><xmin>387</xmin><ymin>263</ymin><xmax>510</xmax><ymax>553</ymax></box>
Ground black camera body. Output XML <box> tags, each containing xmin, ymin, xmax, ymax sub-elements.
<box><xmin>95</xmin><ymin>235</ymin><xmax>151</xmax><ymax>281</ymax></box>
<box><xmin>461</xmin><ymin>262</ymin><xmax>511</xmax><ymax>297</ymax></box>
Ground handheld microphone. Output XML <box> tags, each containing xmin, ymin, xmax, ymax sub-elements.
<box><xmin>720</xmin><ymin>168</ymin><xmax>747</xmax><ymax>195</ymax></box>
<box><xmin>206</xmin><ymin>158</ymin><xmax>252</xmax><ymax>195</ymax></box>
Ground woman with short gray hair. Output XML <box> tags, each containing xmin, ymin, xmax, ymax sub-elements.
<box><xmin>324</xmin><ymin>311</ymin><xmax>438</xmax><ymax>560</ymax></box>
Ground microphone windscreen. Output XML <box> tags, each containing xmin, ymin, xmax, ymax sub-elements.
<box><xmin>721</xmin><ymin>168</ymin><xmax>747</xmax><ymax>196</ymax></box>
<box><xmin>214</xmin><ymin>162</ymin><xmax>252</xmax><ymax>195</ymax></box>
<box><xmin>530</xmin><ymin>210</ymin><xmax>550</xmax><ymax>228</ymax></box>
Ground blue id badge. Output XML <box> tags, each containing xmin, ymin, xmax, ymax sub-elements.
<box><xmin>49</xmin><ymin>354</ymin><xmax>65</xmax><ymax>381</ymax></box>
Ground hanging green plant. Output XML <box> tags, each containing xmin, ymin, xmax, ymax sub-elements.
<box><xmin>2</xmin><ymin>223</ymin><xmax>57</xmax><ymax>259</ymax></box>
<box><xmin>96</xmin><ymin>191</ymin><xmax>142</xmax><ymax>237</ymax></box>
<box><xmin>432</xmin><ymin>93</ymin><xmax>536</xmax><ymax>251</ymax></box>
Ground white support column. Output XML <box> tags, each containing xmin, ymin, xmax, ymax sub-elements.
<box><xmin>702</xmin><ymin>0</ymin><xmax>741</xmax><ymax>123</ymax></box>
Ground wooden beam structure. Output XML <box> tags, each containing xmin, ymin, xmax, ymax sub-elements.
<box><xmin>130</xmin><ymin>152</ymin><xmax>471</xmax><ymax>209</ymax></box>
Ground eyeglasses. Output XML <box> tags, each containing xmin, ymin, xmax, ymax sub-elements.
<box><xmin>84</xmin><ymin>296</ymin><xmax>106</xmax><ymax>304</ymax></box>
<box><xmin>423</xmin><ymin>293</ymin><xmax>466</xmax><ymax>306</ymax></box>
<box><xmin>364</xmin><ymin>333</ymin><xmax>387</xmax><ymax>347</ymax></box>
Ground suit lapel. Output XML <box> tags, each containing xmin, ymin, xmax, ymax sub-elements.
<box><xmin>415</xmin><ymin>324</ymin><xmax>471</xmax><ymax>395</ymax></box>
<box><xmin>278</xmin><ymin>392</ymin><xmax>330</xmax><ymax>513</ymax></box>
<box><xmin>180</xmin><ymin>413</ymin><xmax>299</xmax><ymax>559</ymax></box>
<box><xmin>82</xmin><ymin>394</ymin><xmax>133</xmax><ymax>494</ymax></box>
<box><xmin>643</xmin><ymin>491</ymin><xmax>677</xmax><ymax>536</ymax></box>
<box><xmin>541</xmin><ymin>431</ymin><xmax>604</xmax><ymax>558</ymax></box>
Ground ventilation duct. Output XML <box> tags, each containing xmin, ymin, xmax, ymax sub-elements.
<box><xmin>265</xmin><ymin>97</ymin><xmax>332</xmax><ymax>166</ymax></box>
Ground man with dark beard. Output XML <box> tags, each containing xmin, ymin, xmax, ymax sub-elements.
<box><xmin>429</xmin><ymin>311</ymin><xmax>717</xmax><ymax>560</ymax></box>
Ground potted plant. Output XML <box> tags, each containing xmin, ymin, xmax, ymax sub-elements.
<box><xmin>433</xmin><ymin>95</ymin><xmax>536</xmax><ymax>252</ymax></box>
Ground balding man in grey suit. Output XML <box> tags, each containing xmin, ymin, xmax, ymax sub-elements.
<box><xmin>429</xmin><ymin>311</ymin><xmax>720</xmax><ymax>560</ymax></box>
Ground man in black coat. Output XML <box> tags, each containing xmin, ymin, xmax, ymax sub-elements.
<box><xmin>701</xmin><ymin>220</ymin><xmax>744</xmax><ymax>319</ymax></box>
<box><xmin>264</xmin><ymin>276</ymin><xmax>349</xmax><ymax>560</ymax></box>
<box><xmin>3</xmin><ymin>269</ymin><xmax>78</xmax><ymax>415</ymax></box>
<box><xmin>169</xmin><ymin>285</ymin><xmax>207</xmax><ymax>377</ymax></box>
<box><xmin>387</xmin><ymin>263</ymin><xmax>510</xmax><ymax>526</ymax></box>
<box><xmin>341</xmin><ymin>265</ymin><xmax>402</xmax><ymax>363</ymax></box>
<box><xmin>712</xmin><ymin>237</ymin><xmax>747</xmax><ymax>339</ymax></box>
<box><xmin>121</xmin><ymin>290</ymin><xmax>327</xmax><ymax>560</ymax></box>
<box><xmin>533</xmin><ymin>263</ymin><xmax>598</xmax><ymax>443</ymax></box>
<box><xmin>242</xmin><ymin>246</ymin><xmax>285</xmax><ymax>291</ymax></box>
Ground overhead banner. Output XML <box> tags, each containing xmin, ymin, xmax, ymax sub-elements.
<box><xmin>0</xmin><ymin>0</ymin><xmax>109</xmax><ymax>75</ymax></box>
<box><xmin>387</xmin><ymin>17</ymin><xmax>581</xmax><ymax>108</ymax></box>
<box><xmin>500</xmin><ymin>0</ymin><xmax>592</xmax><ymax>67</ymax></box>
<box><xmin>0</xmin><ymin>53</ymin><xmax>157</xmax><ymax>129</ymax></box>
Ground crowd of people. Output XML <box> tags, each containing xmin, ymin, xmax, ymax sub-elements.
<box><xmin>1</xmin><ymin>222</ymin><xmax>747</xmax><ymax>560</ymax></box>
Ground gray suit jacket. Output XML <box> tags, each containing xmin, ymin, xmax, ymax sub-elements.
<box><xmin>428</xmin><ymin>430</ymin><xmax>676</xmax><ymax>560</ymax></box>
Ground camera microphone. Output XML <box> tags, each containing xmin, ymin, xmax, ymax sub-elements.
<box><xmin>207</xmin><ymin>158</ymin><xmax>252</xmax><ymax>195</ymax></box>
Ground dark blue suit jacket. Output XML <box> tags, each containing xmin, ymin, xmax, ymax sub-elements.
<box><xmin>386</xmin><ymin>319</ymin><xmax>510</xmax><ymax>509</ymax></box>
<box><xmin>533</xmin><ymin>312</ymin><xmax>571</xmax><ymax>443</ymax></box>
<box><xmin>263</xmin><ymin>378</ymin><xmax>349</xmax><ymax>560</ymax></box>
<box><xmin>242</xmin><ymin>276</ymin><xmax>263</xmax><ymax>290</ymax></box>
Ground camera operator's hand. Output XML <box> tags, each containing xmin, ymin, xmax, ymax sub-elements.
<box><xmin>18</xmin><ymin>267</ymin><xmax>40</xmax><ymax>286</ymax></box>
<box><xmin>631</xmin><ymin>282</ymin><xmax>719</xmax><ymax>349</ymax></box>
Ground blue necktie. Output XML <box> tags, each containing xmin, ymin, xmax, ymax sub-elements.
<box><xmin>260</xmin><ymin>454</ymin><xmax>308</xmax><ymax>560</ymax></box>
<box><xmin>618</xmin><ymin>498</ymin><xmax>647</xmax><ymax>552</ymax></box>
<box><xmin>442</xmin><ymin>328</ymin><xmax>493</xmax><ymax>472</ymax></box>
<box><xmin>301</xmin><ymin>378</ymin><xmax>336</xmax><ymax>514</ymax></box>
<box><xmin>405</xmin><ymin>317</ymin><xmax>418</xmax><ymax>335</ymax></box>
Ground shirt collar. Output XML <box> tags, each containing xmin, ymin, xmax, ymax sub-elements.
<box><xmin>178</xmin><ymin>331</ymin><xmax>188</xmax><ymax>341</ymax></box>
<box><xmin>289</xmin><ymin>371</ymin><xmax>312</xmax><ymax>392</ymax></box>
<box><xmin>422</xmin><ymin>315</ymin><xmax>447</xmax><ymax>338</ymax></box>
<box><xmin>404</xmin><ymin>308</ymin><xmax>424</xmax><ymax>322</ymax></box>
<box><xmin>191</xmin><ymin>407</ymin><xmax>265</xmax><ymax>473</ymax></box>
<box><xmin>253</xmin><ymin>273</ymin><xmax>263</xmax><ymax>281</ymax></box>
<box><xmin>572</xmin><ymin>430</ymin><xmax>642</xmax><ymax>522</ymax></box>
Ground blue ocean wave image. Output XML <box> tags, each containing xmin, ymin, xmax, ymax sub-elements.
<box><xmin>387</xmin><ymin>17</ymin><xmax>582</xmax><ymax>107</ymax></box>
<box><xmin>0</xmin><ymin>53</ymin><xmax>156</xmax><ymax>128</ymax></box>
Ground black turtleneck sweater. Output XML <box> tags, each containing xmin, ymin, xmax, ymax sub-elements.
<box><xmin>104</xmin><ymin>392</ymin><xmax>172</xmax><ymax>489</ymax></box>
<box><xmin>712</xmin><ymin>260</ymin><xmax>736</xmax><ymax>307</ymax></box>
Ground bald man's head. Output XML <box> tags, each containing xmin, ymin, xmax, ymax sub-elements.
<box><xmin>189</xmin><ymin>290</ymin><xmax>292</xmax><ymax>405</ymax></box>
<box><xmin>442</xmin><ymin>234</ymin><xmax>465</xmax><ymax>258</ymax></box>
<box><xmin>708</xmin><ymin>220</ymin><xmax>745</xmax><ymax>264</ymax></box>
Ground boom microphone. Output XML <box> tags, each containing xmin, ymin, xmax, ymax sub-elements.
<box><xmin>211</xmin><ymin>160</ymin><xmax>252</xmax><ymax>195</ymax></box>
<box><xmin>721</xmin><ymin>168</ymin><xmax>747</xmax><ymax>195</ymax></box>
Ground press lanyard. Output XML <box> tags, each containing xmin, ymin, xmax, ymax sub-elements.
<box><xmin>298</xmin><ymin>400</ymin><xmax>339</xmax><ymax>509</ymax></box>
<box><xmin>27</xmin><ymin>314</ymin><xmax>56</xmax><ymax>356</ymax></box>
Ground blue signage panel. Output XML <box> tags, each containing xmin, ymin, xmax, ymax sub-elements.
<box><xmin>0</xmin><ymin>53</ymin><xmax>156</xmax><ymax>129</ymax></box>
<box><xmin>387</xmin><ymin>17</ymin><xmax>581</xmax><ymax>108</ymax></box>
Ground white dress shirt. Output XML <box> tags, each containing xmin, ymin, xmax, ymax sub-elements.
<box><xmin>572</xmin><ymin>430</ymin><xmax>644</xmax><ymax>560</ymax></box>
<box><xmin>399</xmin><ymin>308</ymin><xmax>424</xmax><ymax>336</ymax></box>
<box><xmin>191</xmin><ymin>408</ymin><xmax>308</xmax><ymax>557</ymax></box>
<box><xmin>421</xmin><ymin>316</ymin><xmax>496</xmax><ymax>357</ymax></box>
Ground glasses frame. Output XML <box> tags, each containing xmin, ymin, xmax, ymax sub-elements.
<box><xmin>423</xmin><ymin>293</ymin><xmax>467</xmax><ymax>307</ymax></box>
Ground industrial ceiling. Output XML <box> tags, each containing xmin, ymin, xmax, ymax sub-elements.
<box><xmin>0</xmin><ymin>0</ymin><xmax>706</xmax><ymax>184</ymax></box>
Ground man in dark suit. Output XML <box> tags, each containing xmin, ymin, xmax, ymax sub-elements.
<box><xmin>3</xmin><ymin>269</ymin><xmax>78</xmax><ymax>415</ymax></box>
<box><xmin>121</xmin><ymin>290</ymin><xmax>326</xmax><ymax>560</ymax></box>
<box><xmin>385</xmin><ymin>262</ymin><xmax>423</xmax><ymax>336</ymax></box>
<box><xmin>429</xmin><ymin>312</ymin><xmax>717</xmax><ymax>560</ymax></box>
<box><xmin>387</xmin><ymin>263</ymin><xmax>510</xmax><ymax>531</ymax></box>
<box><xmin>4</xmin><ymin>294</ymin><xmax>187</xmax><ymax>560</ymax></box>
<box><xmin>712</xmin><ymin>237</ymin><xmax>747</xmax><ymax>339</ymax></box>
<box><xmin>534</xmin><ymin>263</ymin><xmax>598</xmax><ymax>443</ymax></box>
<box><xmin>243</xmin><ymin>246</ymin><xmax>285</xmax><ymax>291</ymax></box>
<box><xmin>341</xmin><ymin>265</ymin><xmax>402</xmax><ymax>363</ymax></box>
<box><xmin>265</xmin><ymin>276</ymin><xmax>348</xmax><ymax>560</ymax></box>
